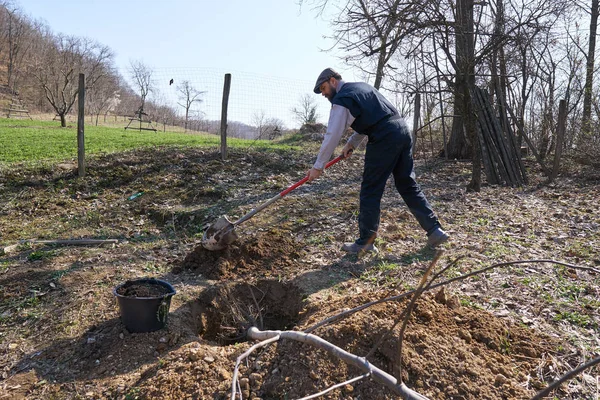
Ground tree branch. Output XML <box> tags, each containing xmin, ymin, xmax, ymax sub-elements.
<box><xmin>246</xmin><ymin>327</ymin><xmax>431</xmax><ymax>400</ymax></box>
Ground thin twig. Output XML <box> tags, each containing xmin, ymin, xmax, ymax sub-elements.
<box><xmin>247</xmin><ymin>284</ymin><xmax>264</xmax><ymax>330</ymax></box>
<box><xmin>297</xmin><ymin>373</ymin><xmax>370</xmax><ymax>400</ymax></box>
<box><xmin>231</xmin><ymin>334</ymin><xmax>281</xmax><ymax>400</ymax></box>
<box><xmin>236</xmin><ymin>379</ymin><xmax>242</xmax><ymax>400</ymax></box>
<box><xmin>365</xmin><ymin>308</ymin><xmax>408</xmax><ymax>359</ymax></box>
<box><xmin>426</xmin><ymin>255</ymin><xmax>467</xmax><ymax>286</ymax></box>
<box><xmin>305</xmin><ymin>259</ymin><xmax>598</xmax><ymax>333</ymax></box>
<box><xmin>247</xmin><ymin>327</ymin><xmax>430</xmax><ymax>400</ymax></box>
<box><xmin>396</xmin><ymin>250</ymin><xmax>443</xmax><ymax>381</ymax></box>
<box><xmin>530</xmin><ymin>356</ymin><xmax>600</xmax><ymax>400</ymax></box>
<box><xmin>365</xmin><ymin>252</ymin><xmax>453</xmax><ymax>360</ymax></box>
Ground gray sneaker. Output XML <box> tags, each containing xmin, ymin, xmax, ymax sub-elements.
<box><xmin>341</xmin><ymin>242</ymin><xmax>378</xmax><ymax>254</ymax></box>
<box><xmin>427</xmin><ymin>228</ymin><xmax>449</xmax><ymax>248</ymax></box>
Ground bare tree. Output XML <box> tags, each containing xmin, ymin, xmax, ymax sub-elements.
<box><xmin>28</xmin><ymin>33</ymin><xmax>113</xmax><ymax>127</ymax></box>
<box><xmin>176</xmin><ymin>80</ymin><xmax>205</xmax><ymax>132</ymax></box>
<box><xmin>291</xmin><ymin>93</ymin><xmax>319</xmax><ymax>126</ymax></box>
<box><xmin>264</xmin><ymin>118</ymin><xmax>285</xmax><ymax>140</ymax></box>
<box><xmin>86</xmin><ymin>69</ymin><xmax>120</xmax><ymax>126</ymax></box>
<box><xmin>252</xmin><ymin>110</ymin><xmax>269</xmax><ymax>139</ymax></box>
<box><xmin>153</xmin><ymin>95</ymin><xmax>178</xmax><ymax>132</ymax></box>
<box><xmin>303</xmin><ymin>0</ymin><xmax>575</xmax><ymax>185</ymax></box>
<box><xmin>581</xmin><ymin>0</ymin><xmax>599</xmax><ymax>136</ymax></box>
<box><xmin>0</xmin><ymin>1</ymin><xmax>10</xmax><ymax>64</ymax></box>
<box><xmin>252</xmin><ymin>110</ymin><xmax>284</xmax><ymax>140</ymax></box>
<box><xmin>5</xmin><ymin>4</ymin><xmax>26</xmax><ymax>90</ymax></box>
<box><xmin>129</xmin><ymin>59</ymin><xmax>154</xmax><ymax>114</ymax></box>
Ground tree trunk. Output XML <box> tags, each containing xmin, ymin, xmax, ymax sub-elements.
<box><xmin>60</xmin><ymin>113</ymin><xmax>67</xmax><ymax>128</ymax></box>
<box><xmin>465</xmin><ymin>87</ymin><xmax>480</xmax><ymax>191</ymax></box>
<box><xmin>457</xmin><ymin>0</ymin><xmax>479</xmax><ymax>191</ymax></box>
<box><xmin>373</xmin><ymin>47</ymin><xmax>386</xmax><ymax>89</ymax></box>
<box><xmin>582</xmin><ymin>0</ymin><xmax>599</xmax><ymax>136</ymax></box>
<box><xmin>518</xmin><ymin>45</ymin><xmax>529</xmax><ymax>150</ymax></box>
<box><xmin>447</xmin><ymin>86</ymin><xmax>473</xmax><ymax>159</ymax></box>
<box><xmin>446</xmin><ymin>0</ymin><xmax>475</xmax><ymax>161</ymax></box>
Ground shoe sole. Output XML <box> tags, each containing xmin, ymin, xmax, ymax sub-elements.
<box><xmin>427</xmin><ymin>235</ymin><xmax>449</xmax><ymax>248</ymax></box>
<box><xmin>341</xmin><ymin>247</ymin><xmax>378</xmax><ymax>254</ymax></box>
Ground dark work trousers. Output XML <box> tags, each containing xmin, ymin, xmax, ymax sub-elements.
<box><xmin>356</xmin><ymin>119</ymin><xmax>440</xmax><ymax>245</ymax></box>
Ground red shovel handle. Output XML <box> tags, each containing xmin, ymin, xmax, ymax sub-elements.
<box><xmin>279</xmin><ymin>154</ymin><xmax>346</xmax><ymax>197</ymax></box>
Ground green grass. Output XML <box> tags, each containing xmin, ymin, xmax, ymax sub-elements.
<box><xmin>27</xmin><ymin>250</ymin><xmax>56</xmax><ymax>262</ymax></box>
<box><xmin>0</xmin><ymin>118</ymin><xmax>298</xmax><ymax>164</ymax></box>
<box><xmin>554</xmin><ymin>311</ymin><xmax>596</xmax><ymax>328</ymax></box>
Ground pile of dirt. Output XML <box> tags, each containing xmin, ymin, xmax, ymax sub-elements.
<box><xmin>130</xmin><ymin>290</ymin><xmax>557</xmax><ymax>400</ymax></box>
<box><xmin>176</xmin><ymin>230</ymin><xmax>305</xmax><ymax>280</ymax></box>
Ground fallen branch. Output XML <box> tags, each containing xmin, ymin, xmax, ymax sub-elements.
<box><xmin>530</xmin><ymin>356</ymin><xmax>600</xmax><ymax>400</ymax></box>
<box><xmin>231</xmin><ymin>332</ymin><xmax>280</xmax><ymax>400</ymax></box>
<box><xmin>301</xmin><ymin>258</ymin><xmax>600</xmax><ymax>399</ymax></box>
<box><xmin>233</xmin><ymin>258</ymin><xmax>598</xmax><ymax>399</ymax></box>
<box><xmin>3</xmin><ymin>238</ymin><xmax>119</xmax><ymax>254</ymax></box>
<box><xmin>366</xmin><ymin>252</ymin><xmax>452</xmax><ymax>361</ymax></box>
<box><xmin>245</xmin><ymin>327</ymin><xmax>430</xmax><ymax>400</ymax></box>
<box><xmin>305</xmin><ymin>259</ymin><xmax>600</xmax><ymax>333</ymax></box>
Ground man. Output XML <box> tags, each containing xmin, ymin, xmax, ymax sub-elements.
<box><xmin>307</xmin><ymin>68</ymin><xmax>449</xmax><ymax>253</ymax></box>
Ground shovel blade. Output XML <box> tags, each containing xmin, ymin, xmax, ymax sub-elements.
<box><xmin>201</xmin><ymin>216</ymin><xmax>239</xmax><ymax>251</ymax></box>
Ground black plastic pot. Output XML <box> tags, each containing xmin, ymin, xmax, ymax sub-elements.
<box><xmin>113</xmin><ymin>278</ymin><xmax>176</xmax><ymax>333</ymax></box>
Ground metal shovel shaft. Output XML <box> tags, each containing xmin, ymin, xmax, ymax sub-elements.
<box><xmin>202</xmin><ymin>154</ymin><xmax>346</xmax><ymax>250</ymax></box>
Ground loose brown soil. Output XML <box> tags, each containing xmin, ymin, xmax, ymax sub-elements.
<box><xmin>179</xmin><ymin>233</ymin><xmax>305</xmax><ymax>280</ymax></box>
<box><xmin>116</xmin><ymin>281</ymin><xmax>174</xmax><ymax>298</ymax></box>
<box><xmin>0</xmin><ymin>146</ymin><xmax>598</xmax><ymax>399</ymax></box>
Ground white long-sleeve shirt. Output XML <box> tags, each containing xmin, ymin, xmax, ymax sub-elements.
<box><xmin>313</xmin><ymin>80</ymin><xmax>367</xmax><ymax>170</ymax></box>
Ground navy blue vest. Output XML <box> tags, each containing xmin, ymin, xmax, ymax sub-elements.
<box><xmin>331</xmin><ymin>82</ymin><xmax>399</xmax><ymax>137</ymax></box>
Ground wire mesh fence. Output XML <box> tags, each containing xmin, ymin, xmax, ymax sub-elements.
<box><xmin>113</xmin><ymin>67</ymin><xmax>332</xmax><ymax>138</ymax></box>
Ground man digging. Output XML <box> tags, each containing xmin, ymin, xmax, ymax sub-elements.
<box><xmin>306</xmin><ymin>68</ymin><xmax>449</xmax><ymax>253</ymax></box>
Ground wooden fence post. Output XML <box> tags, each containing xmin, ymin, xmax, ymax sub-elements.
<box><xmin>412</xmin><ymin>93</ymin><xmax>421</xmax><ymax>155</ymax></box>
<box><xmin>220</xmin><ymin>73</ymin><xmax>232</xmax><ymax>161</ymax></box>
<box><xmin>77</xmin><ymin>73</ymin><xmax>85</xmax><ymax>178</ymax></box>
<box><xmin>550</xmin><ymin>99</ymin><xmax>567</xmax><ymax>182</ymax></box>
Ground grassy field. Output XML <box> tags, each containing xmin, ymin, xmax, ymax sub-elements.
<box><xmin>0</xmin><ymin>118</ymin><xmax>298</xmax><ymax>164</ymax></box>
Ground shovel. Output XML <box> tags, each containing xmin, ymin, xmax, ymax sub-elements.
<box><xmin>201</xmin><ymin>154</ymin><xmax>347</xmax><ymax>251</ymax></box>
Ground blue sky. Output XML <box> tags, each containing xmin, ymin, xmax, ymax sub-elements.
<box><xmin>16</xmin><ymin>0</ymin><xmax>363</xmax><ymax>126</ymax></box>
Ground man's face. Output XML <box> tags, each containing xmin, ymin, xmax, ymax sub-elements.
<box><xmin>319</xmin><ymin>78</ymin><xmax>337</xmax><ymax>101</ymax></box>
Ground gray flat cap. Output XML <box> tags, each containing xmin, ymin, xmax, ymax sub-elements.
<box><xmin>313</xmin><ymin>68</ymin><xmax>342</xmax><ymax>94</ymax></box>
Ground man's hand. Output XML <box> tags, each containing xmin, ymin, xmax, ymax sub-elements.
<box><xmin>307</xmin><ymin>168</ymin><xmax>323</xmax><ymax>182</ymax></box>
<box><xmin>342</xmin><ymin>143</ymin><xmax>355</xmax><ymax>158</ymax></box>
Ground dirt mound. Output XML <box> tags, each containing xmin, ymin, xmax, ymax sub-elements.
<box><xmin>177</xmin><ymin>230</ymin><xmax>305</xmax><ymax>280</ymax></box>
<box><xmin>242</xmin><ymin>292</ymin><xmax>555</xmax><ymax>399</ymax></box>
<box><xmin>129</xmin><ymin>291</ymin><xmax>557</xmax><ymax>400</ymax></box>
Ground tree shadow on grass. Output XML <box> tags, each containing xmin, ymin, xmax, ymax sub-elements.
<box><xmin>289</xmin><ymin>246</ymin><xmax>438</xmax><ymax>298</ymax></box>
<box><xmin>383</xmin><ymin>245</ymin><xmax>438</xmax><ymax>266</ymax></box>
